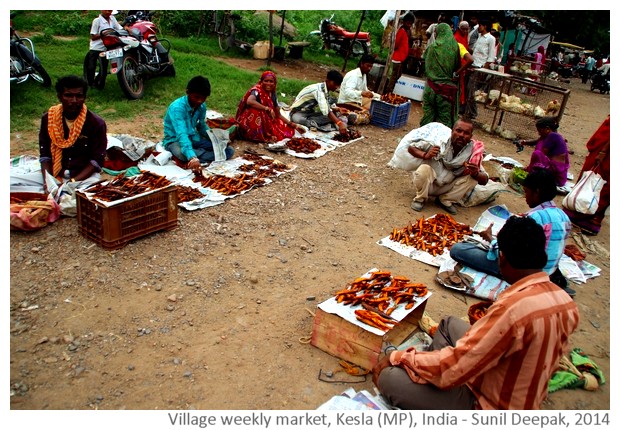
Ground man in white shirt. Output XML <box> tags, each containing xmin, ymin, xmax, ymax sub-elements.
<box><xmin>338</xmin><ymin>55</ymin><xmax>381</xmax><ymax>107</ymax></box>
<box><xmin>85</xmin><ymin>10</ymin><xmax>124</xmax><ymax>90</ymax></box>
<box><xmin>464</xmin><ymin>20</ymin><xmax>495</xmax><ymax>119</ymax></box>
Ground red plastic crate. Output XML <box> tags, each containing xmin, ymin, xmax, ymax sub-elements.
<box><xmin>77</xmin><ymin>185</ymin><xmax>178</xmax><ymax>250</ymax></box>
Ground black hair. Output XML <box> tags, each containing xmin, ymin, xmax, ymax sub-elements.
<box><xmin>478</xmin><ymin>20</ymin><xmax>491</xmax><ymax>29</ymax></box>
<box><xmin>186</xmin><ymin>75</ymin><xmax>211</xmax><ymax>97</ymax></box>
<box><xmin>523</xmin><ymin>169</ymin><xmax>558</xmax><ymax>202</ymax></box>
<box><xmin>55</xmin><ymin>75</ymin><xmax>88</xmax><ymax>96</ymax></box>
<box><xmin>402</xmin><ymin>13</ymin><xmax>415</xmax><ymax>23</ymax></box>
<box><xmin>326</xmin><ymin>70</ymin><xmax>344</xmax><ymax>85</ymax></box>
<box><xmin>497</xmin><ymin>216</ymin><xmax>547</xmax><ymax>270</ymax></box>
<box><xmin>359</xmin><ymin>54</ymin><xmax>375</xmax><ymax>67</ymax></box>
<box><xmin>536</xmin><ymin>116</ymin><xmax>559</xmax><ymax>131</ymax></box>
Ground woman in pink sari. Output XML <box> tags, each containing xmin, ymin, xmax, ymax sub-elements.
<box><xmin>520</xmin><ymin>117</ymin><xmax>570</xmax><ymax>186</ymax></box>
<box><xmin>533</xmin><ymin>45</ymin><xmax>546</xmax><ymax>73</ymax></box>
<box><xmin>235</xmin><ymin>71</ymin><xmax>304</xmax><ymax>143</ymax></box>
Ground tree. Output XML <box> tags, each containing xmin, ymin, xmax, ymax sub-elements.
<box><xmin>519</xmin><ymin>10</ymin><xmax>610</xmax><ymax>55</ymax></box>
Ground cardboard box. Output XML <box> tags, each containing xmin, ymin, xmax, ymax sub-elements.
<box><xmin>311</xmin><ymin>295</ymin><xmax>429</xmax><ymax>371</ymax></box>
<box><xmin>394</xmin><ymin>74</ymin><xmax>426</xmax><ymax>101</ymax></box>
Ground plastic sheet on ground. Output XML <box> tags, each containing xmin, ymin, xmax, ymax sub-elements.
<box><xmin>139</xmin><ymin>151</ymin><xmax>296</xmax><ymax>210</ymax></box>
<box><xmin>436</xmin><ymin>256</ymin><xmax>510</xmax><ymax>301</ymax></box>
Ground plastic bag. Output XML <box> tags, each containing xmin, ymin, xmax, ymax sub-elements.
<box><xmin>387</xmin><ymin>122</ymin><xmax>451</xmax><ymax>171</ymax></box>
<box><xmin>10</xmin><ymin>194</ymin><xmax>61</xmax><ymax>231</ymax></box>
<box><xmin>562</xmin><ymin>170</ymin><xmax>606</xmax><ymax>215</ymax></box>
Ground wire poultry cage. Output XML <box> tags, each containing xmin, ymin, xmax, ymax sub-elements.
<box><xmin>470</xmin><ymin>69</ymin><xmax>570</xmax><ymax>141</ymax></box>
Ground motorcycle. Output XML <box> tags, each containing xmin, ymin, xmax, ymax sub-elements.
<box><xmin>590</xmin><ymin>70</ymin><xmax>610</xmax><ymax>94</ymax></box>
<box><xmin>86</xmin><ymin>11</ymin><xmax>175</xmax><ymax>100</ymax></box>
<box><xmin>10</xmin><ymin>12</ymin><xmax>52</xmax><ymax>87</ymax></box>
<box><xmin>309</xmin><ymin>14</ymin><xmax>371</xmax><ymax>57</ymax></box>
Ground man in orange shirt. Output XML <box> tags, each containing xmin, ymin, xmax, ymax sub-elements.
<box><xmin>386</xmin><ymin>13</ymin><xmax>415</xmax><ymax>93</ymax></box>
<box><xmin>372</xmin><ymin>216</ymin><xmax>579</xmax><ymax>409</ymax></box>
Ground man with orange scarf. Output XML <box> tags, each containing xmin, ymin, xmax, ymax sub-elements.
<box><xmin>38</xmin><ymin>75</ymin><xmax>107</xmax><ymax>191</ymax></box>
<box><xmin>10</xmin><ymin>75</ymin><xmax>108</xmax><ymax>199</ymax></box>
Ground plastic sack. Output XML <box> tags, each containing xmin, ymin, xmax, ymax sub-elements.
<box><xmin>10</xmin><ymin>194</ymin><xmax>61</xmax><ymax>231</ymax></box>
<box><xmin>387</xmin><ymin>122</ymin><xmax>451</xmax><ymax>171</ymax></box>
<box><xmin>206</xmin><ymin>128</ymin><xmax>231</xmax><ymax>162</ymax></box>
<box><xmin>562</xmin><ymin>170</ymin><xmax>606</xmax><ymax>215</ymax></box>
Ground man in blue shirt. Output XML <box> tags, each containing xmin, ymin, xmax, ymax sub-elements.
<box><xmin>450</xmin><ymin>169</ymin><xmax>574</xmax><ymax>297</ymax></box>
<box><xmin>163</xmin><ymin>75</ymin><xmax>234</xmax><ymax>173</ymax></box>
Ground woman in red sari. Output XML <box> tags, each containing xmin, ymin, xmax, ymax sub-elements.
<box><xmin>563</xmin><ymin>115</ymin><xmax>610</xmax><ymax>235</ymax></box>
<box><xmin>235</xmin><ymin>71</ymin><xmax>304</xmax><ymax>143</ymax></box>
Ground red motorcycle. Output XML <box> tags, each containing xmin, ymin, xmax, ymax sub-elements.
<box><xmin>84</xmin><ymin>11</ymin><xmax>175</xmax><ymax>99</ymax></box>
<box><xmin>310</xmin><ymin>14</ymin><xmax>371</xmax><ymax>57</ymax></box>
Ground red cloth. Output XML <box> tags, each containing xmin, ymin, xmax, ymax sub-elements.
<box><xmin>563</xmin><ymin>116</ymin><xmax>610</xmax><ymax>233</ymax></box>
<box><xmin>454</xmin><ymin>31</ymin><xmax>468</xmax><ymax>51</ymax></box>
<box><xmin>392</xmin><ymin>27</ymin><xmax>410</xmax><ymax>62</ymax></box>
<box><xmin>235</xmin><ymin>71</ymin><xmax>295</xmax><ymax>143</ymax></box>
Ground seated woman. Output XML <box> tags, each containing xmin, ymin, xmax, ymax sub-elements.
<box><xmin>521</xmin><ymin>117</ymin><xmax>570</xmax><ymax>187</ymax></box>
<box><xmin>336</xmin><ymin>54</ymin><xmax>380</xmax><ymax>125</ymax></box>
<box><xmin>235</xmin><ymin>71</ymin><xmax>305</xmax><ymax>143</ymax></box>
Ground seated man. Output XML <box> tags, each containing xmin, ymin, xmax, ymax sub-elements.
<box><xmin>450</xmin><ymin>169</ymin><xmax>575</xmax><ymax>296</ymax></box>
<box><xmin>373</xmin><ymin>215</ymin><xmax>580</xmax><ymax>410</ymax></box>
<box><xmin>10</xmin><ymin>75</ymin><xmax>107</xmax><ymax>198</ymax></box>
<box><xmin>289</xmin><ymin>70</ymin><xmax>348</xmax><ymax>134</ymax></box>
<box><xmin>408</xmin><ymin>118</ymin><xmax>488</xmax><ymax>215</ymax></box>
<box><xmin>163</xmin><ymin>75</ymin><xmax>234</xmax><ymax>173</ymax></box>
<box><xmin>337</xmin><ymin>54</ymin><xmax>380</xmax><ymax>125</ymax></box>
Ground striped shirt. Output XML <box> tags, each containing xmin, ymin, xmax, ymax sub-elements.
<box><xmin>290</xmin><ymin>82</ymin><xmax>331</xmax><ymax>116</ymax></box>
<box><xmin>390</xmin><ymin>272</ymin><xmax>579</xmax><ymax>409</ymax></box>
<box><xmin>527</xmin><ymin>201</ymin><xmax>572</xmax><ymax>274</ymax></box>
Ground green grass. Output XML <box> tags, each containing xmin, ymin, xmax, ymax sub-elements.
<box><xmin>10</xmin><ymin>34</ymin><xmax>329</xmax><ymax>132</ymax></box>
<box><xmin>10</xmin><ymin>10</ymin><xmax>384</xmax><ymax>149</ymax></box>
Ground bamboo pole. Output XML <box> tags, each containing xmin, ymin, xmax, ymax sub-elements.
<box><xmin>377</xmin><ymin>10</ymin><xmax>401</xmax><ymax>94</ymax></box>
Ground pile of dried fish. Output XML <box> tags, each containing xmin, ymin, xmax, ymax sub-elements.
<box><xmin>332</xmin><ymin>129</ymin><xmax>362</xmax><ymax>142</ymax></box>
<box><xmin>334</xmin><ymin>270</ymin><xmax>428</xmax><ymax>331</ymax></box>
<box><xmin>380</xmin><ymin>93</ymin><xmax>409</xmax><ymax>105</ymax></box>
<box><xmin>389</xmin><ymin>214</ymin><xmax>472</xmax><ymax>256</ymax></box>
<box><xmin>85</xmin><ymin>171</ymin><xmax>172</xmax><ymax>201</ymax></box>
<box><xmin>285</xmin><ymin>137</ymin><xmax>321</xmax><ymax>154</ymax></box>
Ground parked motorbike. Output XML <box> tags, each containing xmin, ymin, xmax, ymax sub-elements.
<box><xmin>590</xmin><ymin>70</ymin><xmax>610</xmax><ymax>94</ymax></box>
<box><xmin>309</xmin><ymin>14</ymin><xmax>371</xmax><ymax>57</ymax></box>
<box><xmin>10</xmin><ymin>12</ymin><xmax>52</xmax><ymax>87</ymax></box>
<box><xmin>86</xmin><ymin>11</ymin><xmax>175</xmax><ymax>100</ymax></box>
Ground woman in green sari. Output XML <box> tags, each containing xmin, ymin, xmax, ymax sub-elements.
<box><xmin>420</xmin><ymin>23</ymin><xmax>461</xmax><ymax>128</ymax></box>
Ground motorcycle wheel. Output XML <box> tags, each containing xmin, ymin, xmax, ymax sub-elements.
<box><xmin>117</xmin><ymin>54</ymin><xmax>145</xmax><ymax>100</ymax></box>
<box><xmin>30</xmin><ymin>62</ymin><xmax>52</xmax><ymax>87</ymax></box>
<box><xmin>350</xmin><ymin>40</ymin><xmax>368</xmax><ymax>56</ymax></box>
<box><xmin>217</xmin><ymin>13</ymin><xmax>233</xmax><ymax>52</ymax></box>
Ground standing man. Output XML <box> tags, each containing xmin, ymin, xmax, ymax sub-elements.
<box><xmin>289</xmin><ymin>70</ymin><xmax>348</xmax><ymax>134</ymax></box>
<box><xmin>163</xmin><ymin>75</ymin><xmax>234</xmax><ymax>173</ymax></box>
<box><xmin>386</xmin><ymin>13</ymin><xmax>415</xmax><ymax>93</ymax></box>
<box><xmin>85</xmin><ymin>10</ymin><xmax>124</xmax><ymax>89</ymax></box>
<box><xmin>407</xmin><ymin>118</ymin><xmax>488</xmax><ymax>215</ymax></box>
<box><xmin>464</xmin><ymin>20</ymin><xmax>495</xmax><ymax>119</ymax></box>
<box><xmin>373</xmin><ymin>215</ymin><xmax>580</xmax><ymax>410</ymax></box>
<box><xmin>425</xmin><ymin>12</ymin><xmax>447</xmax><ymax>47</ymax></box>
<box><xmin>583</xmin><ymin>53</ymin><xmax>596</xmax><ymax>83</ymax></box>
<box><xmin>467</xmin><ymin>15</ymin><xmax>479</xmax><ymax>52</ymax></box>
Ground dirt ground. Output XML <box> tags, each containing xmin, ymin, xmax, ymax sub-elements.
<box><xmin>9</xmin><ymin>56</ymin><xmax>610</xmax><ymax>412</ymax></box>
